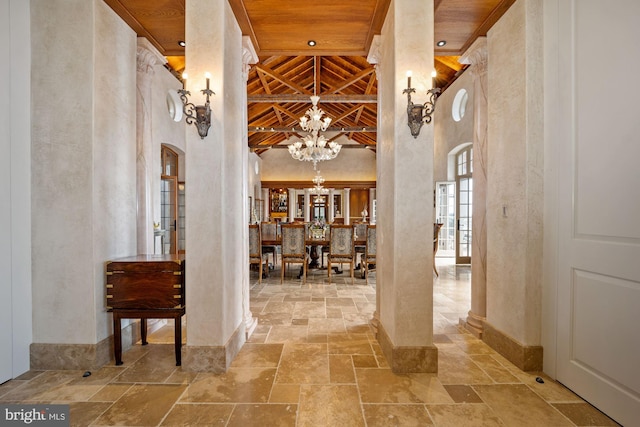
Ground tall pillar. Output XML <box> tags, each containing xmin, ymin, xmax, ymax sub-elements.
<box><xmin>328</xmin><ymin>189</ymin><xmax>335</xmax><ymax>223</ymax></box>
<box><xmin>369</xmin><ymin>188</ymin><xmax>376</xmax><ymax>224</ymax></box>
<box><xmin>343</xmin><ymin>188</ymin><xmax>351</xmax><ymax>225</ymax></box>
<box><xmin>261</xmin><ymin>188</ymin><xmax>269</xmax><ymax>221</ymax></box>
<box><xmin>376</xmin><ymin>0</ymin><xmax>437</xmax><ymax>372</ymax></box>
<box><xmin>460</xmin><ymin>37</ymin><xmax>488</xmax><ymax>338</ymax></box>
<box><xmin>367</xmin><ymin>36</ymin><xmax>381</xmax><ymax>333</ymax></box>
<box><xmin>242</xmin><ymin>36</ymin><xmax>259</xmax><ymax>338</ymax></box>
<box><xmin>136</xmin><ymin>38</ymin><xmax>165</xmax><ymax>254</ymax></box>
<box><xmin>183</xmin><ymin>0</ymin><xmax>247</xmax><ymax>372</ymax></box>
<box><xmin>304</xmin><ymin>189</ymin><xmax>310</xmax><ymax>221</ymax></box>
<box><xmin>288</xmin><ymin>188</ymin><xmax>296</xmax><ymax>222</ymax></box>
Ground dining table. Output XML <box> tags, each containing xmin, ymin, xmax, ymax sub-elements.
<box><xmin>262</xmin><ymin>225</ymin><xmax>369</xmax><ymax>278</ymax></box>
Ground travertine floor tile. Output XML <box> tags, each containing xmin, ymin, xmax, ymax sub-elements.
<box><xmin>93</xmin><ymin>383</ymin><xmax>186</xmax><ymax>426</ymax></box>
<box><xmin>1</xmin><ymin>261</ymin><xmax>611</xmax><ymax>426</ymax></box>
<box><xmin>329</xmin><ymin>354</ymin><xmax>356</xmax><ymax>383</ymax></box>
<box><xmin>227</xmin><ymin>403</ymin><xmax>298</xmax><ymax>427</ymax></box>
<box><xmin>362</xmin><ymin>404</ymin><xmax>433</xmax><ymax>427</ymax></box>
<box><xmin>443</xmin><ymin>384</ymin><xmax>483</xmax><ymax>403</ymax></box>
<box><xmin>180</xmin><ymin>368</ymin><xmax>276</xmax><ymax>403</ymax></box>
<box><xmin>426</xmin><ymin>403</ymin><xmax>505</xmax><ymax>426</ymax></box>
<box><xmin>113</xmin><ymin>344</ymin><xmax>179</xmax><ymax>383</ymax></box>
<box><xmin>230</xmin><ymin>343</ymin><xmax>284</xmax><ymax>368</ymax></box>
<box><xmin>68</xmin><ymin>401</ymin><xmax>112</xmax><ymax>427</ymax></box>
<box><xmin>275</xmin><ymin>343</ymin><xmax>330</xmax><ymax>384</ymax></box>
<box><xmin>297</xmin><ymin>384</ymin><xmax>364</xmax><ymax>427</ymax></box>
<box><xmin>356</xmin><ymin>369</ymin><xmax>453</xmax><ymax>404</ymax></box>
<box><xmin>160</xmin><ymin>403</ymin><xmax>234</xmax><ymax>426</ymax></box>
<box><xmin>552</xmin><ymin>402</ymin><xmax>621</xmax><ymax>426</ymax></box>
<box><xmin>473</xmin><ymin>384</ymin><xmax>574</xmax><ymax>426</ymax></box>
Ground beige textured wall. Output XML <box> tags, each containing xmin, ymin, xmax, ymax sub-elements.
<box><xmin>433</xmin><ymin>70</ymin><xmax>474</xmax><ymax>183</ymax></box>
<box><xmin>260</xmin><ymin>141</ymin><xmax>376</xmax><ymax>182</ymax></box>
<box><xmin>31</xmin><ymin>0</ymin><xmax>137</xmax><ymax>344</ymax></box>
<box><xmin>486</xmin><ymin>0</ymin><xmax>544</xmax><ymax>345</ymax></box>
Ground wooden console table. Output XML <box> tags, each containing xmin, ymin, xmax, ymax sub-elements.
<box><xmin>105</xmin><ymin>254</ymin><xmax>185</xmax><ymax>366</ymax></box>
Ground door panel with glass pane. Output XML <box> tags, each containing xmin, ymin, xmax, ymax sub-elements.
<box><xmin>436</xmin><ymin>182</ymin><xmax>456</xmax><ymax>257</ymax></box>
<box><xmin>161</xmin><ymin>176</ymin><xmax>177</xmax><ymax>254</ymax></box>
<box><xmin>456</xmin><ymin>146</ymin><xmax>472</xmax><ymax>264</ymax></box>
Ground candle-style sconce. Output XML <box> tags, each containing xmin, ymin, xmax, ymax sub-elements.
<box><xmin>178</xmin><ymin>72</ymin><xmax>214</xmax><ymax>139</ymax></box>
<box><xmin>403</xmin><ymin>70</ymin><xmax>440</xmax><ymax>138</ymax></box>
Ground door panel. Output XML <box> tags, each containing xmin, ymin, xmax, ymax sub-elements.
<box><xmin>161</xmin><ymin>176</ymin><xmax>177</xmax><ymax>254</ymax></box>
<box><xmin>456</xmin><ymin>177</ymin><xmax>472</xmax><ymax>264</ymax></box>
<box><xmin>553</xmin><ymin>1</ymin><xmax>640</xmax><ymax>424</ymax></box>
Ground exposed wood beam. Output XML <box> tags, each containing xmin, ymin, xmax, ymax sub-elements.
<box><xmin>253</xmin><ymin>143</ymin><xmax>375</xmax><ymax>149</ymax></box>
<box><xmin>248</xmin><ymin>94</ymin><xmax>377</xmax><ymax>103</ymax></box>
<box><xmin>249</xmin><ymin>126</ymin><xmax>376</xmax><ymax>133</ymax></box>
<box><xmin>254</xmin><ymin>64</ymin><xmax>309</xmax><ymax>94</ymax></box>
<box><xmin>327</xmin><ymin>68</ymin><xmax>375</xmax><ymax>94</ymax></box>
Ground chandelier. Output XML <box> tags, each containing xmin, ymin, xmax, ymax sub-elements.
<box><xmin>288</xmin><ymin>95</ymin><xmax>341</xmax><ymax>169</ymax></box>
<box><xmin>311</xmin><ymin>171</ymin><xmax>329</xmax><ymax>203</ymax></box>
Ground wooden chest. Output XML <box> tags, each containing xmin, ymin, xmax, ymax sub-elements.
<box><xmin>105</xmin><ymin>254</ymin><xmax>185</xmax><ymax>310</ymax></box>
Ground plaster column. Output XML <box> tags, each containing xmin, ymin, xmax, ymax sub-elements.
<box><xmin>460</xmin><ymin>37</ymin><xmax>488</xmax><ymax>338</ymax></box>
<box><xmin>242</xmin><ymin>36</ymin><xmax>259</xmax><ymax>339</ymax></box>
<box><xmin>136</xmin><ymin>38</ymin><xmax>166</xmax><ymax>254</ymax></box>
<box><xmin>376</xmin><ymin>0</ymin><xmax>437</xmax><ymax>372</ymax></box>
<box><xmin>343</xmin><ymin>187</ymin><xmax>351</xmax><ymax>225</ymax></box>
<box><xmin>288</xmin><ymin>188</ymin><xmax>296</xmax><ymax>222</ymax></box>
<box><xmin>261</xmin><ymin>188</ymin><xmax>269</xmax><ymax>221</ymax></box>
<box><xmin>369</xmin><ymin>188</ymin><xmax>376</xmax><ymax>224</ymax></box>
<box><xmin>304</xmin><ymin>189</ymin><xmax>310</xmax><ymax>221</ymax></box>
<box><xmin>328</xmin><ymin>189</ymin><xmax>335</xmax><ymax>223</ymax></box>
<box><xmin>367</xmin><ymin>35</ymin><xmax>381</xmax><ymax>334</ymax></box>
<box><xmin>183</xmin><ymin>0</ymin><xmax>247</xmax><ymax>372</ymax></box>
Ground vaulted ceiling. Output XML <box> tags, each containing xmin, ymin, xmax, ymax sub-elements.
<box><xmin>104</xmin><ymin>0</ymin><xmax>515</xmax><ymax>152</ymax></box>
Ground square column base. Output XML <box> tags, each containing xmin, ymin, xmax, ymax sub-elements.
<box><xmin>483</xmin><ymin>322</ymin><xmax>543</xmax><ymax>372</ymax></box>
<box><xmin>377</xmin><ymin>322</ymin><xmax>438</xmax><ymax>373</ymax></box>
<box><xmin>182</xmin><ymin>322</ymin><xmax>245</xmax><ymax>373</ymax></box>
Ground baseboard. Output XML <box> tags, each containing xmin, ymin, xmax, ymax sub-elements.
<box><xmin>483</xmin><ymin>321</ymin><xmax>543</xmax><ymax>371</ymax></box>
<box><xmin>182</xmin><ymin>321</ymin><xmax>246</xmax><ymax>373</ymax></box>
<box><xmin>377</xmin><ymin>322</ymin><xmax>438</xmax><ymax>373</ymax></box>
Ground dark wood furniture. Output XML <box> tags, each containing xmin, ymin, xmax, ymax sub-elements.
<box><xmin>106</xmin><ymin>254</ymin><xmax>185</xmax><ymax>366</ymax></box>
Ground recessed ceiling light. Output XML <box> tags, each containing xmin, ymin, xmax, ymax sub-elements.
<box><xmin>178</xmin><ymin>40</ymin><xmax>186</xmax><ymax>47</ymax></box>
<box><xmin>436</xmin><ymin>40</ymin><xmax>446</xmax><ymax>47</ymax></box>
<box><xmin>308</xmin><ymin>40</ymin><xmax>316</xmax><ymax>47</ymax></box>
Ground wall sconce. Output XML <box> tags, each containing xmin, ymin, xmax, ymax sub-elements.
<box><xmin>178</xmin><ymin>72</ymin><xmax>214</xmax><ymax>139</ymax></box>
<box><xmin>403</xmin><ymin>70</ymin><xmax>441</xmax><ymax>138</ymax></box>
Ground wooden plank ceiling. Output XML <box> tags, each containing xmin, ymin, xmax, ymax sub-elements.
<box><xmin>104</xmin><ymin>0</ymin><xmax>515</xmax><ymax>153</ymax></box>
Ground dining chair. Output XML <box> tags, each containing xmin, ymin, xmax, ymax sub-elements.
<box><xmin>328</xmin><ymin>224</ymin><xmax>355</xmax><ymax>284</ymax></box>
<box><xmin>249</xmin><ymin>224</ymin><xmax>268</xmax><ymax>284</ymax></box>
<box><xmin>433</xmin><ymin>223</ymin><xmax>444</xmax><ymax>277</ymax></box>
<box><xmin>320</xmin><ymin>224</ymin><xmax>331</xmax><ymax>267</ymax></box>
<box><xmin>354</xmin><ymin>222</ymin><xmax>367</xmax><ymax>270</ymax></box>
<box><xmin>260</xmin><ymin>221</ymin><xmax>279</xmax><ymax>268</ymax></box>
<box><xmin>363</xmin><ymin>225</ymin><xmax>376</xmax><ymax>282</ymax></box>
<box><xmin>281</xmin><ymin>223</ymin><xmax>308</xmax><ymax>284</ymax></box>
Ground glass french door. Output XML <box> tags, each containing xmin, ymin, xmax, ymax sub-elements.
<box><xmin>161</xmin><ymin>176</ymin><xmax>177</xmax><ymax>254</ymax></box>
<box><xmin>456</xmin><ymin>146</ymin><xmax>472</xmax><ymax>264</ymax></box>
<box><xmin>435</xmin><ymin>182</ymin><xmax>456</xmax><ymax>257</ymax></box>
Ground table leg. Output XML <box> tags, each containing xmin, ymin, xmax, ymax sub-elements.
<box><xmin>141</xmin><ymin>318</ymin><xmax>148</xmax><ymax>345</ymax></box>
<box><xmin>174</xmin><ymin>316</ymin><xmax>182</xmax><ymax>366</ymax></box>
<box><xmin>113</xmin><ymin>313</ymin><xmax>123</xmax><ymax>366</ymax></box>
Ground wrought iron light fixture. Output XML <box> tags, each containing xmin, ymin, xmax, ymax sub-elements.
<box><xmin>288</xmin><ymin>95</ymin><xmax>341</xmax><ymax>169</ymax></box>
<box><xmin>403</xmin><ymin>70</ymin><xmax>440</xmax><ymax>138</ymax></box>
<box><xmin>178</xmin><ymin>72</ymin><xmax>214</xmax><ymax>139</ymax></box>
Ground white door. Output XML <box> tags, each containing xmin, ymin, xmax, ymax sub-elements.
<box><xmin>0</xmin><ymin>0</ymin><xmax>13</xmax><ymax>385</ymax></box>
<box><xmin>551</xmin><ymin>1</ymin><xmax>640</xmax><ymax>425</ymax></box>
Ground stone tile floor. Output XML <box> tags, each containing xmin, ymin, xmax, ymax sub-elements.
<box><xmin>0</xmin><ymin>259</ymin><xmax>620</xmax><ymax>426</ymax></box>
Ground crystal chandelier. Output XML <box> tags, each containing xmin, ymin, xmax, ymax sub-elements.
<box><xmin>288</xmin><ymin>95</ymin><xmax>341</xmax><ymax>169</ymax></box>
<box><xmin>311</xmin><ymin>171</ymin><xmax>329</xmax><ymax>204</ymax></box>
